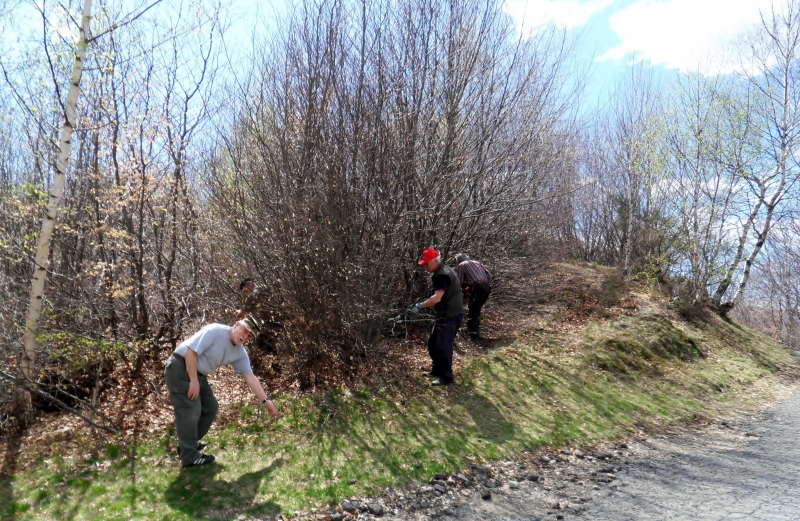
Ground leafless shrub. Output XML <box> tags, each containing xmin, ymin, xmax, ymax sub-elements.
<box><xmin>572</xmin><ymin>67</ymin><xmax>676</xmax><ymax>278</ymax></box>
<box><xmin>204</xmin><ymin>0</ymin><xmax>580</xmax><ymax>387</ymax></box>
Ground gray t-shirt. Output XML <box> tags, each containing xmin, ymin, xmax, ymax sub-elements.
<box><xmin>174</xmin><ymin>323</ymin><xmax>253</xmax><ymax>376</ymax></box>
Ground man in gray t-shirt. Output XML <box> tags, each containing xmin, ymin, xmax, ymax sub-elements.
<box><xmin>164</xmin><ymin>316</ymin><xmax>279</xmax><ymax>468</ymax></box>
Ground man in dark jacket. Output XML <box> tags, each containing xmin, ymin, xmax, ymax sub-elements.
<box><xmin>409</xmin><ymin>248</ymin><xmax>464</xmax><ymax>386</ymax></box>
<box><xmin>235</xmin><ymin>278</ymin><xmax>279</xmax><ymax>355</ymax></box>
<box><xmin>235</xmin><ymin>278</ymin><xmax>258</xmax><ymax>320</ymax></box>
<box><xmin>453</xmin><ymin>253</ymin><xmax>492</xmax><ymax>340</ymax></box>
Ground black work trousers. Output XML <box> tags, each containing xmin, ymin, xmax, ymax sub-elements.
<box><xmin>467</xmin><ymin>283</ymin><xmax>491</xmax><ymax>338</ymax></box>
<box><xmin>427</xmin><ymin>314</ymin><xmax>464</xmax><ymax>384</ymax></box>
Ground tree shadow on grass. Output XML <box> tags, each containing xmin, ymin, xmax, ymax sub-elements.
<box><xmin>305</xmin><ymin>379</ymin><xmax>517</xmax><ymax>493</ymax></box>
<box><xmin>0</xmin><ymin>475</ymin><xmax>14</xmax><ymax>521</ymax></box>
<box><xmin>165</xmin><ymin>456</ymin><xmax>285</xmax><ymax>520</ymax></box>
<box><xmin>452</xmin><ymin>390</ymin><xmax>515</xmax><ymax>443</ymax></box>
<box><xmin>0</xmin><ymin>428</ymin><xmax>23</xmax><ymax>521</ymax></box>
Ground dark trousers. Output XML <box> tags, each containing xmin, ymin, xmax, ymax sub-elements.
<box><xmin>467</xmin><ymin>283</ymin><xmax>491</xmax><ymax>338</ymax></box>
<box><xmin>164</xmin><ymin>355</ymin><xmax>218</xmax><ymax>466</ymax></box>
<box><xmin>427</xmin><ymin>314</ymin><xmax>463</xmax><ymax>383</ymax></box>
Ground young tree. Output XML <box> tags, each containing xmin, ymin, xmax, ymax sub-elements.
<box><xmin>713</xmin><ymin>0</ymin><xmax>800</xmax><ymax>310</ymax></box>
<box><xmin>4</xmin><ymin>0</ymin><xmax>220</xmax><ymax>427</ymax></box>
<box><xmin>19</xmin><ymin>0</ymin><xmax>93</xmax><ymax>416</ymax></box>
<box><xmin>662</xmin><ymin>74</ymin><xmax>758</xmax><ymax>306</ymax></box>
<box><xmin>578</xmin><ymin>65</ymin><xmax>672</xmax><ymax>277</ymax></box>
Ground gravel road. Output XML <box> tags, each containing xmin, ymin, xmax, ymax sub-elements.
<box><xmin>312</xmin><ymin>387</ymin><xmax>800</xmax><ymax>521</ymax></box>
<box><xmin>574</xmin><ymin>390</ymin><xmax>800</xmax><ymax>521</ymax></box>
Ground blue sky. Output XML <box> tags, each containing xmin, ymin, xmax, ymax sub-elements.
<box><xmin>218</xmin><ymin>0</ymin><xmax>778</xmax><ymax>109</ymax></box>
<box><xmin>503</xmin><ymin>0</ymin><xmax>777</xmax><ymax>106</ymax></box>
<box><xmin>0</xmin><ymin>0</ymin><xmax>780</xmax><ymax>111</ymax></box>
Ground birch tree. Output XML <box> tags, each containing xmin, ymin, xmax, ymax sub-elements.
<box><xmin>19</xmin><ymin>0</ymin><xmax>93</xmax><ymax>414</ymax></box>
<box><xmin>8</xmin><ymin>0</ymin><xmax>182</xmax><ymax>420</ymax></box>
<box><xmin>663</xmin><ymin>74</ymin><xmax>757</xmax><ymax>306</ymax></box>
<box><xmin>712</xmin><ymin>0</ymin><xmax>800</xmax><ymax>310</ymax></box>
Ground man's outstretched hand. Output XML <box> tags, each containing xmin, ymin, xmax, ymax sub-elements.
<box><xmin>264</xmin><ymin>399</ymin><xmax>279</xmax><ymax>419</ymax></box>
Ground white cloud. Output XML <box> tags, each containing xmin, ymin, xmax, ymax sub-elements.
<box><xmin>598</xmin><ymin>0</ymin><xmax>775</xmax><ymax>75</ymax></box>
<box><xmin>504</xmin><ymin>0</ymin><xmax>614</xmax><ymax>34</ymax></box>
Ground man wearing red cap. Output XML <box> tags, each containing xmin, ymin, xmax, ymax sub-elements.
<box><xmin>409</xmin><ymin>248</ymin><xmax>464</xmax><ymax>386</ymax></box>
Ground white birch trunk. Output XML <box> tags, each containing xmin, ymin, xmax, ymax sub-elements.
<box><xmin>730</xmin><ymin>222</ymin><xmax>769</xmax><ymax>307</ymax></box>
<box><xmin>710</xmin><ymin>195</ymin><xmax>763</xmax><ymax>306</ymax></box>
<box><xmin>20</xmin><ymin>0</ymin><xmax>93</xmax><ymax>408</ymax></box>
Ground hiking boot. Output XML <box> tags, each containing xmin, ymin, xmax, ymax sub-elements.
<box><xmin>182</xmin><ymin>453</ymin><xmax>215</xmax><ymax>468</ymax></box>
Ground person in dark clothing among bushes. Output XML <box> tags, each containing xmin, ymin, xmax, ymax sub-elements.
<box><xmin>235</xmin><ymin>278</ymin><xmax>258</xmax><ymax>320</ymax></box>
<box><xmin>408</xmin><ymin>248</ymin><xmax>464</xmax><ymax>386</ymax></box>
<box><xmin>236</xmin><ymin>277</ymin><xmax>280</xmax><ymax>356</ymax></box>
<box><xmin>453</xmin><ymin>253</ymin><xmax>492</xmax><ymax>340</ymax></box>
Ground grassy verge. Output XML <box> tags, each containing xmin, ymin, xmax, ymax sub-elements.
<box><xmin>1</xmin><ymin>302</ymin><xmax>794</xmax><ymax>520</ymax></box>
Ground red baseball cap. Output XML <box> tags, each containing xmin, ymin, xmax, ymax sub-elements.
<box><xmin>418</xmin><ymin>248</ymin><xmax>439</xmax><ymax>265</ymax></box>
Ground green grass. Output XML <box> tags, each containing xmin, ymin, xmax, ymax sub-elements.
<box><xmin>1</xmin><ymin>302</ymin><xmax>794</xmax><ymax>520</ymax></box>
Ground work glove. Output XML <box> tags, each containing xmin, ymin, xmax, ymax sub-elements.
<box><xmin>408</xmin><ymin>303</ymin><xmax>423</xmax><ymax>315</ymax></box>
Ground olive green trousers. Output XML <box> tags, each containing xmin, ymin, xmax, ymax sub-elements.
<box><xmin>164</xmin><ymin>354</ymin><xmax>218</xmax><ymax>466</ymax></box>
